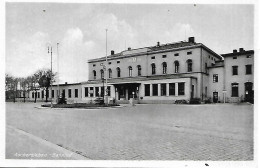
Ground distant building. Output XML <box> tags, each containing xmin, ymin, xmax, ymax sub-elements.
<box><xmin>28</xmin><ymin>37</ymin><xmax>254</xmax><ymax>104</ymax></box>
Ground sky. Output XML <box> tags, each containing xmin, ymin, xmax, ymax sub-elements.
<box><xmin>5</xmin><ymin>3</ymin><xmax>254</xmax><ymax>84</ymax></box>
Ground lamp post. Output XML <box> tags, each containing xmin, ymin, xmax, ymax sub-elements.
<box><xmin>48</xmin><ymin>46</ymin><xmax>53</xmax><ymax>108</ymax></box>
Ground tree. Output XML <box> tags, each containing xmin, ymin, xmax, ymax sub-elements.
<box><xmin>34</xmin><ymin>69</ymin><xmax>56</xmax><ymax>102</ymax></box>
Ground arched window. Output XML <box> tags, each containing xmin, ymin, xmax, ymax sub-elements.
<box><xmin>174</xmin><ymin>61</ymin><xmax>179</xmax><ymax>73</ymax></box>
<box><xmin>100</xmin><ymin>69</ymin><xmax>104</xmax><ymax>79</ymax></box>
<box><xmin>108</xmin><ymin>69</ymin><xmax>112</xmax><ymax>78</ymax></box>
<box><xmin>93</xmin><ymin>70</ymin><xmax>96</xmax><ymax>79</ymax></box>
<box><xmin>137</xmin><ymin>65</ymin><xmax>141</xmax><ymax>76</ymax></box>
<box><xmin>162</xmin><ymin>62</ymin><xmax>167</xmax><ymax>74</ymax></box>
<box><xmin>129</xmin><ymin>66</ymin><xmax>132</xmax><ymax>77</ymax></box>
<box><xmin>116</xmin><ymin>67</ymin><xmax>121</xmax><ymax>77</ymax></box>
<box><xmin>187</xmin><ymin>59</ymin><xmax>192</xmax><ymax>72</ymax></box>
<box><xmin>151</xmin><ymin>63</ymin><xmax>156</xmax><ymax>75</ymax></box>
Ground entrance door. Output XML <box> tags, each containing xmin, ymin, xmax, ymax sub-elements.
<box><xmin>213</xmin><ymin>92</ymin><xmax>218</xmax><ymax>103</ymax></box>
<box><xmin>245</xmin><ymin>82</ymin><xmax>253</xmax><ymax>103</ymax></box>
<box><xmin>191</xmin><ymin>85</ymin><xmax>194</xmax><ymax>99</ymax></box>
<box><xmin>62</xmin><ymin>89</ymin><xmax>65</xmax><ymax>99</ymax></box>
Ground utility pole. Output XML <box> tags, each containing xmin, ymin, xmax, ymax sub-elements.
<box><xmin>57</xmin><ymin>43</ymin><xmax>60</xmax><ymax>99</ymax></box>
<box><xmin>48</xmin><ymin>46</ymin><xmax>53</xmax><ymax>108</ymax></box>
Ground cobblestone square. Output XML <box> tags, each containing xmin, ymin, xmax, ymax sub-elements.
<box><xmin>6</xmin><ymin>102</ymin><xmax>254</xmax><ymax>160</ymax></box>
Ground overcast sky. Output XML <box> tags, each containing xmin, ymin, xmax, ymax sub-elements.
<box><xmin>5</xmin><ymin>3</ymin><xmax>254</xmax><ymax>84</ymax></box>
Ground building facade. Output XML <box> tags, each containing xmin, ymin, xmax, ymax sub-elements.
<box><xmin>28</xmin><ymin>37</ymin><xmax>254</xmax><ymax>104</ymax></box>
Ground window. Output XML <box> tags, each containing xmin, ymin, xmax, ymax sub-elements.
<box><xmin>187</xmin><ymin>51</ymin><xmax>192</xmax><ymax>55</ymax></box>
<box><xmin>233</xmin><ymin>56</ymin><xmax>237</xmax><ymax>59</ymax></box>
<box><xmin>162</xmin><ymin>62</ymin><xmax>167</xmax><ymax>74</ymax></box>
<box><xmin>178</xmin><ymin>83</ymin><xmax>185</xmax><ymax>95</ymax></box>
<box><xmin>107</xmin><ymin>86</ymin><xmax>111</xmax><ymax>96</ymax></box>
<box><xmin>174</xmin><ymin>61</ymin><xmax>179</xmax><ymax>73</ymax></box>
<box><xmin>213</xmin><ymin>74</ymin><xmax>218</xmax><ymax>83</ymax></box>
<box><xmin>95</xmin><ymin>87</ymin><xmax>99</xmax><ymax>97</ymax></box>
<box><xmin>52</xmin><ymin>90</ymin><xmax>54</xmax><ymax>98</ymax></box>
<box><xmin>162</xmin><ymin>55</ymin><xmax>167</xmax><ymax>58</ymax></box>
<box><xmin>152</xmin><ymin>84</ymin><xmax>158</xmax><ymax>96</ymax></box>
<box><xmin>42</xmin><ymin>90</ymin><xmax>44</xmax><ymax>98</ymax></box>
<box><xmin>208</xmin><ymin>55</ymin><xmax>210</xmax><ymax>59</ymax></box>
<box><xmin>100</xmin><ymin>69</ymin><xmax>104</xmax><ymax>79</ymax></box>
<box><xmin>169</xmin><ymin>83</ymin><xmax>175</xmax><ymax>95</ymax></box>
<box><xmin>161</xmin><ymin>83</ymin><xmax>166</xmax><ymax>96</ymax></box>
<box><xmin>205</xmin><ymin>63</ymin><xmax>208</xmax><ymax>73</ymax></box>
<box><xmin>84</xmin><ymin>87</ymin><xmax>88</xmax><ymax>97</ymax></box>
<box><xmin>129</xmin><ymin>66</ymin><xmax>132</xmax><ymax>77</ymax></box>
<box><xmin>187</xmin><ymin>59</ymin><xmax>192</xmax><ymax>72</ymax></box>
<box><xmin>151</xmin><ymin>63</ymin><xmax>156</xmax><ymax>75</ymax></box>
<box><xmin>246</xmin><ymin>65</ymin><xmax>252</xmax><ymax>75</ymax></box>
<box><xmin>89</xmin><ymin>87</ymin><xmax>93</xmax><ymax>97</ymax></box>
<box><xmin>137</xmin><ymin>65</ymin><xmax>141</xmax><ymax>76</ymax></box>
<box><xmin>101</xmin><ymin>86</ymin><xmax>104</xmax><ymax>97</ymax></box>
<box><xmin>93</xmin><ymin>64</ymin><xmax>96</xmax><ymax>67</ymax></box>
<box><xmin>117</xmin><ymin>61</ymin><xmax>120</xmax><ymax>64</ymax></box>
<box><xmin>211</xmin><ymin>57</ymin><xmax>213</xmax><ymax>60</ymax></box>
<box><xmin>231</xmin><ymin>83</ymin><xmax>239</xmax><ymax>97</ymax></box>
<box><xmin>38</xmin><ymin>92</ymin><xmax>40</xmax><ymax>98</ymax></box>
<box><xmin>117</xmin><ymin>67</ymin><xmax>121</xmax><ymax>77</ymax></box>
<box><xmin>108</xmin><ymin>69</ymin><xmax>112</xmax><ymax>78</ymax></box>
<box><xmin>247</xmin><ymin>55</ymin><xmax>252</xmax><ymax>58</ymax></box>
<box><xmin>232</xmin><ymin>66</ymin><xmax>238</xmax><ymax>75</ymax></box>
<box><xmin>151</xmin><ymin>56</ymin><xmax>155</xmax><ymax>59</ymax></box>
<box><xmin>46</xmin><ymin>90</ymin><xmax>49</xmax><ymax>98</ymax></box>
<box><xmin>108</xmin><ymin>62</ymin><xmax>111</xmax><ymax>65</ymax></box>
<box><xmin>93</xmin><ymin>70</ymin><xmax>96</xmax><ymax>79</ymax></box>
<box><xmin>32</xmin><ymin>92</ymin><xmax>34</xmax><ymax>98</ymax></box>
<box><xmin>174</xmin><ymin>53</ymin><xmax>179</xmax><ymax>56</ymax></box>
<box><xmin>75</xmin><ymin>89</ymin><xmax>78</xmax><ymax>98</ymax></box>
<box><xmin>68</xmin><ymin>89</ymin><xmax>71</xmax><ymax>98</ymax></box>
<box><xmin>145</xmin><ymin>84</ymin><xmax>150</xmax><ymax>96</ymax></box>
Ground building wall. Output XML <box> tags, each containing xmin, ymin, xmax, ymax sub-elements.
<box><xmin>208</xmin><ymin>66</ymin><xmax>225</xmax><ymax>102</ymax></box>
<box><xmin>224</xmin><ymin>52</ymin><xmax>254</xmax><ymax>103</ymax></box>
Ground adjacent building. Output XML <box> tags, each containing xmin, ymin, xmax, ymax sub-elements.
<box><xmin>28</xmin><ymin>37</ymin><xmax>254</xmax><ymax>104</ymax></box>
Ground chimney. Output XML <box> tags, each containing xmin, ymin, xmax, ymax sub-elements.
<box><xmin>233</xmin><ymin>49</ymin><xmax>237</xmax><ymax>53</ymax></box>
<box><xmin>239</xmin><ymin>48</ymin><xmax>244</xmax><ymax>52</ymax></box>
<box><xmin>128</xmin><ymin>47</ymin><xmax>131</xmax><ymax>50</ymax></box>
<box><xmin>111</xmin><ymin>50</ymin><xmax>114</xmax><ymax>55</ymax></box>
<box><xmin>157</xmin><ymin>42</ymin><xmax>160</xmax><ymax>46</ymax></box>
<box><xmin>188</xmin><ymin>37</ymin><xmax>195</xmax><ymax>43</ymax></box>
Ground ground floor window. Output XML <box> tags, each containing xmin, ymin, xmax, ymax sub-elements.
<box><xmin>152</xmin><ymin>84</ymin><xmax>158</xmax><ymax>96</ymax></box>
<box><xmin>101</xmin><ymin>86</ymin><xmax>104</xmax><ymax>97</ymax></box>
<box><xmin>231</xmin><ymin>83</ymin><xmax>239</xmax><ymax>97</ymax></box>
<box><xmin>42</xmin><ymin>90</ymin><xmax>44</xmax><ymax>98</ymax></box>
<box><xmin>75</xmin><ymin>89</ymin><xmax>78</xmax><ymax>98</ymax></box>
<box><xmin>38</xmin><ymin>92</ymin><xmax>40</xmax><ymax>98</ymax></box>
<box><xmin>68</xmin><ymin>89</ymin><xmax>71</xmax><ymax>98</ymax></box>
<box><xmin>32</xmin><ymin>92</ymin><xmax>34</xmax><ymax>98</ymax></box>
<box><xmin>107</xmin><ymin>86</ymin><xmax>111</xmax><ymax>96</ymax></box>
<box><xmin>52</xmin><ymin>90</ymin><xmax>54</xmax><ymax>98</ymax></box>
<box><xmin>169</xmin><ymin>83</ymin><xmax>175</xmax><ymax>95</ymax></box>
<box><xmin>89</xmin><ymin>87</ymin><xmax>93</xmax><ymax>97</ymax></box>
<box><xmin>95</xmin><ymin>87</ymin><xmax>99</xmax><ymax>97</ymax></box>
<box><xmin>178</xmin><ymin>82</ymin><xmax>185</xmax><ymax>95</ymax></box>
<box><xmin>145</xmin><ymin>84</ymin><xmax>150</xmax><ymax>96</ymax></box>
<box><xmin>161</xmin><ymin>83</ymin><xmax>166</xmax><ymax>96</ymax></box>
<box><xmin>84</xmin><ymin>87</ymin><xmax>88</xmax><ymax>97</ymax></box>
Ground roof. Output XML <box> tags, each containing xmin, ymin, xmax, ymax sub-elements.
<box><xmin>88</xmin><ymin>40</ymin><xmax>222</xmax><ymax>63</ymax></box>
<box><xmin>221</xmin><ymin>50</ymin><xmax>254</xmax><ymax>57</ymax></box>
<box><xmin>52</xmin><ymin>82</ymin><xmax>81</xmax><ymax>87</ymax></box>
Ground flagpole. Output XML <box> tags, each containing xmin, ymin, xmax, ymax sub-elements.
<box><xmin>105</xmin><ymin>29</ymin><xmax>108</xmax><ymax>105</ymax></box>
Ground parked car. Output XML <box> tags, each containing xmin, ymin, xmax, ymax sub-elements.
<box><xmin>94</xmin><ymin>97</ymin><xmax>104</xmax><ymax>105</ymax></box>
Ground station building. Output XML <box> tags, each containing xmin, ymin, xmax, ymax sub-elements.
<box><xmin>28</xmin><ymin>37</ymin><xmax>254</xmax><ymax>104</ymax></box>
